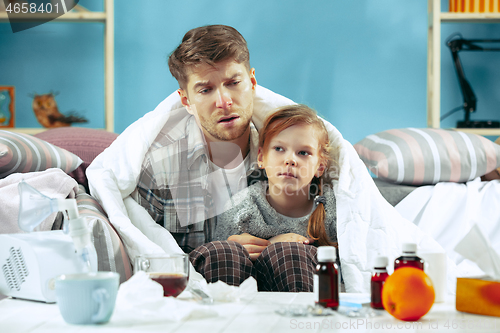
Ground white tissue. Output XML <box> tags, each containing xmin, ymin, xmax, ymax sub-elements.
<box><xmin>205</xmin><ymin>276</ymin><xmax>258</xmax><ymax>302</ymax></box>
<box><xmin>454</xmin><ymin>224</ymin><xmax>500</xmax><ymax>279</ymax></box>
<box><xmin>111</xmin><ymin>271</ymin><xmax>217</xmax><ymax>323</ymax></box>
<box><xmin>110</xmin><ymin>272</ymin><xmax>258</xmax><ymax>324</ymax></box>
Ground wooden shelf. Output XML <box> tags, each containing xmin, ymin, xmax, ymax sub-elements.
<box><xmin>5</xmin><ymin>128</ymin><xmax>48</xmax><ymax>135</ymax></box>
<box><xmin>0</xmin><ymin>12</ymin><xmax>106</xmax><ymax>22</ymax></box>
<box><xmin>441</xmin><ymin>12</ymin><xmax>500</xmax><ymax>23</ymax></box>
<box><xmin>452</xmin><ymin>128</ymin><xmax>500</xmax><ymax>136</ymax></box>
<box><xmin>3</xmin><ymin>127</ymin><xmax>111</xmax><ymax>135</ymax></box>
<box><xmin>427</xmin><ymin>0</ymin><xmax>500</xmax><ymax>136</ymax></box>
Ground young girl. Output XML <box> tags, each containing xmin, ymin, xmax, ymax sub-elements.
<box><xmin>215</xmin><ymin>104</ymin><xmax>337</xmax><ymax>249</ymax></box>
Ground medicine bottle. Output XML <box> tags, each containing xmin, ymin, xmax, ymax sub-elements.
<box><xmin>314</xmin><ymin>246</ymin><xmax>339</xmax><ymax>309</ymax></box>
<box><xmin>394</xmin><ymin>242</ymin><xmax>424</xmax><ymax>271</ymax></box>
<box><xmin>370</xmin><ymin>256</ymin><xmax>389</xmax><ymax>309</ymax></box>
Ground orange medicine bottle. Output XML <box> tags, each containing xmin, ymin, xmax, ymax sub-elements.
<box><xmin>370</xmin><ymin>256</ymin><xmax>389</xmax><ymax>309</ymax></box>
<box><xmin>394</xmin><ymin>242</ymin><xmax>424</xmax><ymax>271</ymax></box>
<box><xmin>314</xmin><ymin>246</ymin><xmax>339</xmax><ymax>309</ymax></box>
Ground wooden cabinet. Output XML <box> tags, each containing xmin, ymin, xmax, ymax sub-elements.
<box><xmin>0</xmin><ymin>0</ymin><xmax>114</xmax><ymax>134</ymax></box>
<box><xmin>427</xmin><ymin>0</ymin><xmax>500</xmax><ymax>136</ymax></box>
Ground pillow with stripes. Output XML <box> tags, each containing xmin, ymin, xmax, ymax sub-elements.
<box><xmin>354</xmin><ymin>128</ymin><xmax>500</xmax><ymax>185</ymax></box>
<box><xmin>0</xmin><ymin>130</ymin><xmax>82</xmax><ymax>179</ymax></box>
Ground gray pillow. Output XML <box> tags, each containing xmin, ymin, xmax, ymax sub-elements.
<box><xmin>0</xmin><ymin>130</ymin><xmax>82</xmax><ymax>179</ymax></box>
<box><xmin>354</xmin><ymin>128</ymin><xmax>500</xmax><ymax>185</ymax></box>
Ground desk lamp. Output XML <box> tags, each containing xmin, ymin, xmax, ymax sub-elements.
<box><xmin>444</xmin><ymin>33</ymin><xmax>500</xmax><ymax>128</ymax></box>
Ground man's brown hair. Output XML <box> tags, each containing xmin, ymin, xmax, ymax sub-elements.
<box><xmin>168</xmin><ymin>25</ymin><xmax>250</xmax><ymax>89</ymax></box>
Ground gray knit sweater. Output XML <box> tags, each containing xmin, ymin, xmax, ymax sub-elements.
<box><xmin>215</xmin><ymin>181</ymin><xmax>337</xmax><ymax>243</ymax></box>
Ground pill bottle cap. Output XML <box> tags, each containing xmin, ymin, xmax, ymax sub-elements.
<box><xmin>402</xmin><ymin>242</ymin><xmax>417</xmax><ymax>253</ymax></box>
<box><xmin>373</xmin><ymin>256</ymin><xmax>388</xmax><ymax>268</ymax></box>
<box><xmin>317</xmin><ymin>246</ymin><xmax>336</xmax><ymax>262</ymax></box>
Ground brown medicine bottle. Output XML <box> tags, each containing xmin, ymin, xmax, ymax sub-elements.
<box><xmin>314</xmin><ymin>246</ymin><xmax>339</xmax><ymax>309</ymax></box>
<box><xmin>394</xmin><ymin>242</ymin><xmax>424</xmax><ymax>271</ymax></box>
<box><xmin>370</xmin><ymin>256</ymin><xmax>389</xmax><ymax>309</ymax></box>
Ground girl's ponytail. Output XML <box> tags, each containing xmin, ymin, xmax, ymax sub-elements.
<box><xmin>307</xmin><ymin>180</ymin><xmax>337</xmax><ymax>247</ymax></box>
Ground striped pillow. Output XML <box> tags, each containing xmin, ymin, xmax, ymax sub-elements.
<box><xmin>354</xmin><ymin>128</ymin><xmax>500</xmax><ymax>185</ymax></box>
<box><xmin>0</xmin><ymin>130</ymin><xmax>82</xmax><ymax>178</ymax></box>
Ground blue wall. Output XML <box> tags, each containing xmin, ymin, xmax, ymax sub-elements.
<box><xmin>1</xmin><ymin>0</ymin><xmax>499</xmax><ymax>144</ymax></box>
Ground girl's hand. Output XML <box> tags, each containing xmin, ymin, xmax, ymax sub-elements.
<box><xmin>227</xmin><ymin>233</ymin><xmax>271</xmax><ymax>261</ymax></box>
<box><xmin>268</xmin><ymin>233</ymin><xmax>313</xmax><ymax>245</ymax></box>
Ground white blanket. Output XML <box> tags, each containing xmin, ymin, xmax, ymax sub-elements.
<box><xmin>87</xmin><ymin>85</ymin><xmax>454</xmax><ymax>293</ymax></box>
<box><xmin>327</xmin><ymin>127</ymin><xmax>457</xmax><ymax>292</ymax></box>
<box><xmin>396</xmin><ymin>178</ymin><xmax>500</xmax><ymax>278</ymax></box>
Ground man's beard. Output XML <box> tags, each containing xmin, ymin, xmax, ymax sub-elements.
<box><xmin>200</xmin><ymin>109</ymin><xmax>252</xmax><ymax>142</ymax></box>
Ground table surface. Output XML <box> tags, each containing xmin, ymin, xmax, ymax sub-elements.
<box><xmin>1</xmin><ymin>292</ymin><xmax>499</xmax><ymax>333</ymax></box>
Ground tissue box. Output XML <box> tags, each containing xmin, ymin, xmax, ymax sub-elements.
<box><xmin>456</xmin><ymin>276</ymin><xmax>500</xmax><ymax>317</ymax></box>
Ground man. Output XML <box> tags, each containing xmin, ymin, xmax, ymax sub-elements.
<box><xmin>88</xmin><ymin>25</ymin><xmax>318</xmax><ymax>291</ymax></box>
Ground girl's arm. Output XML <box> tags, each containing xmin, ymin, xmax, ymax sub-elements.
<box><xmin>215</xmin><ymin>203</ymin><xmax>271</xmax><ymax>260</ymax></box>
<box><xmin>268</xmin><ymin>233</ymin><xmax>312</xmax><ymax>245</ymax></box>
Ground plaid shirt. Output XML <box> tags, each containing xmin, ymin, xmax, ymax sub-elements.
<box><xmin>133</xmin><ymin>108</ymin><xmax>259</xmax><ymax>253</ymax></box>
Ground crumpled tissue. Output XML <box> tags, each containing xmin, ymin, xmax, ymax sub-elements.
<box><xmin>110</xmin><ymin>271</ymin><xmax>258</xmax><ymax>324</ymax></box>
<box><xmin>454</xmin><ymin>223</ymin><xmax>500</xmax><ymax>317</ymax></box>
<box><xmin>110</xmin><ymin>271</ymin><xmax>217</xmax><ymax>324</ymax></box>
<box><xmin>455</xmin><ymin>223</ymin><xmax>500</xmax><ymax>279</ymax></box>
<box><xmin>204</xmin><ymin>275</ymin><xmax>257</xmax><ymax>302</ymax></box>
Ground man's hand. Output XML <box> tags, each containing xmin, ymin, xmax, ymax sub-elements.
<box><xmin>227</xmin><ymin>233</ymin><xmax>271</xmax><ymax>261</ymax></box>
<box><xmin>268</xmin><ymin>233</ymin><xmax>312</xmax><ymax>245</ymax></box>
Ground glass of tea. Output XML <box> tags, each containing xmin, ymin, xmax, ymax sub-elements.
<box><xmin>134</xmin><ymin>253</ymin><xmax>189</xmax><ymax>297</ymax></box>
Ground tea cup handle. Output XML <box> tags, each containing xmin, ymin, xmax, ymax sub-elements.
<box><xmin>133</xmin><ymin>257</ymin><xmax>150</xmax><ymax>273</ymax></box>
<box><xmin>91</xmin><ymin>288</ymin><xmax>109</xmax><ymax>323</ymax></box>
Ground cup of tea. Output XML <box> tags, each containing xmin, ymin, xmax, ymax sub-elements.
<box><xmin>134</xmin><ymin>253</ymin><xmax>189</xmax><ymax>297</ymax></box>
